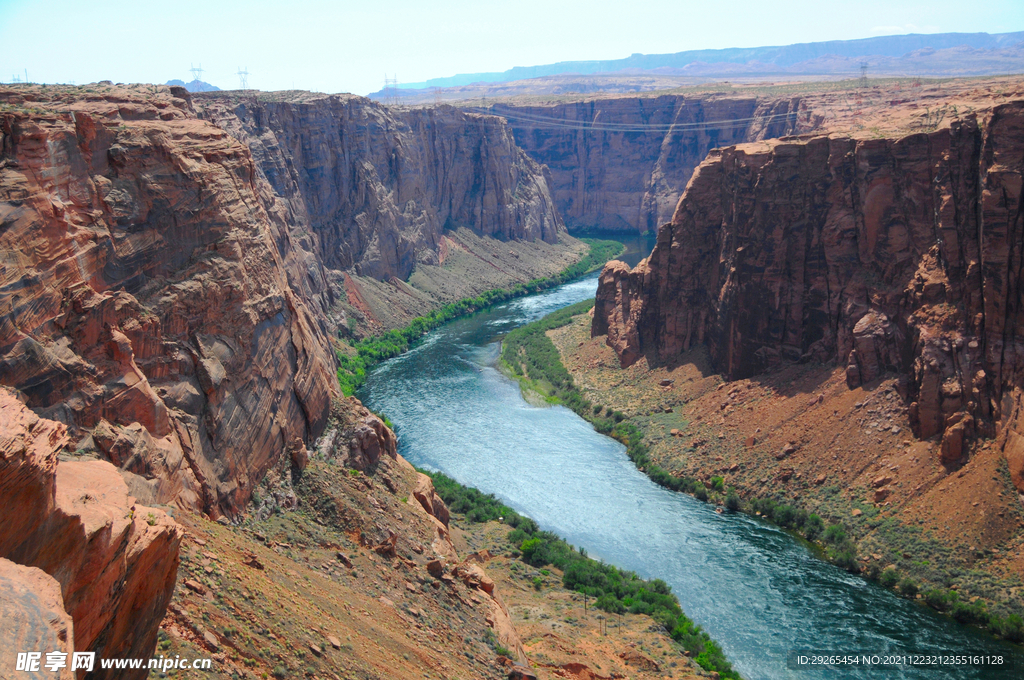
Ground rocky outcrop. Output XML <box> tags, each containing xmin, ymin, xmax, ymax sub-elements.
<box><xmin>196</xmin><ymin>92</ymin><xmax>564</xmax><ymax>281</ymax></box>
<box><xmin>412</xmin><ymin>473</ymin><xmax>451</xmax><ymax>528</ymax></box>
<box><xmin>315</xmin><ymin>397</ymin><xmax>398</xmax><ymax>471</ymax></box>
<box><xmin>594</xmin><ymin>101</ymin><xmax>1024</xmax><ymax>478</ymax></box>
<box><xmin>491</xmin><ymin>95</ymin><xmax>813</xmax><ymax>232</ymax></box>
<box><xmin>0</xmin><ymin>559</ymin><xmax>75</xmax><ymax>680</ymax></box>
<box><xmin>0</xmin><ymin>389</ymin><xmax>182</xmax><ymax>678</ymax></box>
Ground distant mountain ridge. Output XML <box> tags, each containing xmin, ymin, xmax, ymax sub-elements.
<box><xmin>393</xmin><ymin>31</ymin><xmax>1024</xmax><ymax>91</ymax></box>
<box><xmin>165</xmin><ymin>78</ymin><xmax>221</xmax><ymax>92</ymax></box>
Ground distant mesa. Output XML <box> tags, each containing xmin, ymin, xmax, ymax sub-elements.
<box><xmin>165</xmin><ymin>78</ymin><xmax>221</xmax><ymax>92</ymax></box>
<box><xmin>368</xmin><ymin>30</ymin><xmax>1024</xmax><ymax>102</ymax></box>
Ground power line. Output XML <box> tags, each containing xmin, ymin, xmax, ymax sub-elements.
<box><xmin>190</xmin><ymin>63</ymin><xmax>205</xmax><ymax>92</ymax></box>
<box><xmin>464</xmin><ymin>107</ymin><xmax>800</xmax><ymax>133</ymax></box>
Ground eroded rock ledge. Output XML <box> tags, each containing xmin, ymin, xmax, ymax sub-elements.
<box><xmin>0</xmin><ymin>388</ymin><xmax>182</xmax><ymax>679</ymax></box>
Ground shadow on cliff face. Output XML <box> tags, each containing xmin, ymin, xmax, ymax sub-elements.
<box><xmin>593</xmin><ymin>100</ymin><xmax>1024</xmax><ymax>485</ymax></box>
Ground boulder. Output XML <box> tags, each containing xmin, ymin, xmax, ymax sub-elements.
<box><xmin>0</xmin><ymin>391</ymin><xmax>182</xmax><ymax>678</ymax></box>
<box><xmin>413</xmin><ymin>473</ymin><xmax>451</xmax><ymax>527</ymax></box>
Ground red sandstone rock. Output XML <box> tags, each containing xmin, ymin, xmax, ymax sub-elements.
<box><xmin>316</xmin><ymin>397</ymin><xmax>398</xmax><ymax>471</ymax></box>
<box><xmin>0</xmin><ymin>559</ymin><xmax>75</xmax><ymax>680</ymax></box>
<box><xmin>594</xmin><ymin>102</ymin><xmax>1024</xmax><ymax>487</ymax></box>
<box><xmin>492</xmin><ymin>96</ymin><xmax>804</xmax><ymax>233</ymax></box>
<box><xmin>0</xmin><ymin>85</ymin><xmax>338</xmax><ymax>517</ymax></box>
<box><xmin>413</xmin><ymin>473</ymin><xmax>451</xmax><ymax>528</ymax></box>
<box><xmin>0</xmin><ymin>390</ymin><xmax>181</xmax><ymax>679</ymax></box>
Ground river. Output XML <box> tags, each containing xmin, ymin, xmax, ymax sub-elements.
<box><xmin>358</xmin><ymin>234</ymin><xmax>1023</xmax><ymax>679</ymax></box>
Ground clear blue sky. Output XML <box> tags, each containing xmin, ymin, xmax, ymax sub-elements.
<box><xmin>1</xmin><ymin>0</ymin><xmax>1021</xmax><ymax>96</ymax></box>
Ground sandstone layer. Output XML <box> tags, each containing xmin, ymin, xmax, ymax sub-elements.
<box><xmin>0</xmin><ymin>389</ymin><xmax>182</xmax><ymax>679</ymax></box>
<box><xmin>0</xmin><ymin>83</ymin><xmax>569</xmax><ymax>519</ymax></box>
<box><xmin>594</xmin><ymin>97</ymin><xmax>1024</xmax><ymax>485</ymax></box>
<box><xmin>197</xmin><ymin>92</ymin><xmax>563</xmax><ymax>281</ymax></box>
<box><xmin>0</xmin><ymin>559</ymin><xmax>75</xmax><ymax>680</ymax></box>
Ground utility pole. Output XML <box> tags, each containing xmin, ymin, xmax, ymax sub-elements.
<box><xmin>383</xmin><ymin>74</ymin><xmax>399</xmax><ymax>106</ymax></box>
<box><xmin>236</xmin><ymin>66</ymin><xmax>250</xmax><ymax>92</ymax></box>
<box><xmin>190</xmin><ymin>63</ymin><xmax>205</xmax><ymax>92</ymax></box>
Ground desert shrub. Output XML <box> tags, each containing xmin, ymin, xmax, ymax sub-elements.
<box><xmin>951</xmin><ymin>600</ymin><xmax>989</xmax><ymax>626</ymax></box>
<box><xmin>991</xmin><ymin>614</ymin><xmax>1024</xmax><ymax>642</ymax></box>
<box><xmin>824</xmin><ymin>524</ymin><xmax>847</xmax><ymax>545</ymax></box>
<box><xmin>803</xmin><ymin>514</ymin><xmax>824</xmax><ymax>540</ymax></box>
<box><xmin>773</xmin><ymin>504</ymin><xmax>796</xmax><ymax>527</ymax></box>
<box><xmin>924</xmin><ymin>588</ymin><xmax>958</xmax><ymax>612</ymax></box>
<box><xmin>725</xmin><ymin>492</ymin><xmax>741</xmax><ymax>511</ymax></box>
<box><xmin>879</xmin><ymin>567</ymin><xmax>899</xmax><ymax>589</ymax></box>
<box><xmin>898</xmin><ymin>578</ymin><xmax>919</xmax><ymax>598</ymax></box>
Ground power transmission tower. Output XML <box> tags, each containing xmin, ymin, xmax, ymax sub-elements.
<box><xmin>383</xmin><ymin>74</ymin><xmax>399</xmax><ymax>106</ymax></box>
<box><xmin>236</xmin><ymin>66</ymin><xmax>250</xmax><ymax>91</ymax></box>
<box><xmin>433</xmin><ymin>87</ymin><xmax>442</xmax><ymax>106</ymax></box>
<box><xmin>859</xmin><ymin>62</ymin><xmax>868</xmax><ymax>88</ymax></box>
<box><xmin>190</xmin><ymin>63</ymin><xmax>205</xmax><ymax>92</ymax></box>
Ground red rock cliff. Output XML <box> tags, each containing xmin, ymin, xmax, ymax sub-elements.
<box><xmin>0</xmin><ymin>84</ymin><xmax>569</xmax><ymax>519</ymax></box>
<box><xmin>0</xmin><ymin>85</ymin><xmax>338</xmax><ymax>517</ymax></box>
<box><xmin>491</xmin><ymin>95</ymin><xmax>812</xmax><ymax>232</ymax></box>
<box><xmin>196</xmin><ymin>92</ymin><xmax>564</xmax><ymax>281</ymax></box>
<box><xmin>594</xmin><ymin>101</ymin><xmax>1024</xmax><ymax>480</ymax></box>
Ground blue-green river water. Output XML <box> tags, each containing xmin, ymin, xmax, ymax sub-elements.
<box><xmin>359</xmin><ymin>236</ymin><xmax>1023</xmax><ymax>679</ymax></box>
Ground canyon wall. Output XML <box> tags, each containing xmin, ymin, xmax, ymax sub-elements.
<box><xmin>196</xmin><ymin>92</ymin><xmax>563</xmax><ymax>281</ymax></box>
<box><xmin>0</xmin><ymin>84</ymin><xmax>566</xmax><ymax>522</ymax></box>
<box><xmin>491</xmin><ymin>95</ymin><xmax>814</xmax><ymax>232</ymax></box>
<box><xmin>0</xmin><ymin>85</ymin><xmax>338</xmax><ymax>519</ymax></box>
<box><xmin>594</xmin><ymin>102</ymin><xmax>1024</xmax><ymax>481</ymax></box>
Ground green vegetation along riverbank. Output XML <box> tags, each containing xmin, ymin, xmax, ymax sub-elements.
<box><xmin>335</xmin><ymin>238</ymin><xmax>623</xmax><ymax>396</ymax></box>
<box><xmin>423</xmin><ymin>469</ymin><xmax>742</xmax><ymax>679</ymax></box>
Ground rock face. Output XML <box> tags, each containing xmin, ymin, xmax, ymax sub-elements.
<box><xmin>0</xmin><ymin>389</ymin><xmax>182</xmax><ymax>679</ymax></box>
<box><xmin>0</xmin><ymin>85</ymin><xmax>567</xmax><ymax>516</ymax></box>
<box><xmin>197</xmin><ymin>93</ymin><xmax>563</xmax><ymax>281</ymax></box>
<box><xmin>594</xmin><ymin>102</ymin><xmax>1024</xmax><ymax>477</ymax></box>
<box><xmin>0</xmin><ymin>85</ymin><xmax>338</xmax><ymax>517</ymax></box>
<box><xmin>316</xmin><ymin>397</ymin><xmax>398</xmax><ymax>471</ymax></box>
<box><xmin>0</xmin><ymin>559</ymin><xmax>75</xmax><ymax>680</ymax></box>
<box><xmin>492</xmin><ymin>95</ymin><xmax>810</xmax><ymax>232</ymax></box>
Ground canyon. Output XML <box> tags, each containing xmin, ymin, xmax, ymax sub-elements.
<box><xmin>491</xmin><ymin>95</ymin><xmax>810</xmax><ymax>232</ymax></box>
<box><xmin>3</xmin><ymin>70</ymin><xmax>1024</xmax><ymax>678</ymax></box>
<box><xmin>0</xmin><ymin>82</ymin><xmax>576</xmax><ymax>678</ymax></box>
<box><xmin>583</xmin><ymin>77</ymin><xmax>1024</xmax><ymax>630</ymax></box>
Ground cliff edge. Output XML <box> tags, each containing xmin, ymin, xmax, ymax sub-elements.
<box><xmin>595</xmin><ymin>100</ymin><xmax>1024</xmax><ymax>485</ymax></box>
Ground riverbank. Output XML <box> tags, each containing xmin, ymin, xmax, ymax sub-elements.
<box><xmin>425</xmin><ymin>470</ymin><xmax>740</xmax><ymax>679</ymax></box>
<box><xmin>336</xmin><ymin>238</ymin><xmax>624</xmax><ymax>395</ymax></box>
<box><xmin>502</xmin><ymin>303</ymin><xmax>1024</xmax><ymax>645</ymax></box>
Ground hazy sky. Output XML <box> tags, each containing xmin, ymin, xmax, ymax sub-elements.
<box><xmin>1</xmin><ymin>0</ymin><xmax>1021</xmax><ymax>96</ymax></box>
